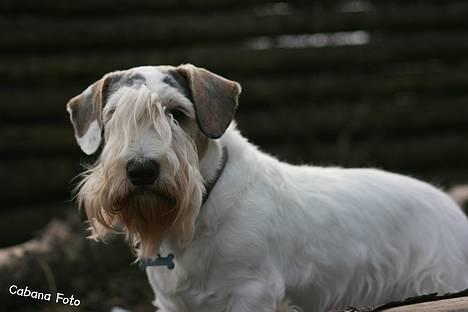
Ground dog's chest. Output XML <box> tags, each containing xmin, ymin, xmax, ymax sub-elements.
<box><xmin>145</xmin><ymin>237</ymin><xmax>234</xmax><ymax>311</ymax></box>
<box><xmin>146</xmin><ymin>262</ymin><xmax>229</xmax><ymax>312</ymax></box>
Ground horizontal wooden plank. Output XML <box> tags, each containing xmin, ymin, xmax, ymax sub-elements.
<box><xmin>240</xmin><ymin>68</ymin><xmax>468</xmax><ymax>105</ymax></box>
<box><xmin>2</xmin><ymin>66</ymin><xmax>468</xmax><ymax>123</ymax></box>
<box><xmin>0</xmin><ymin>0</ymin><xmax>296</xmax><ymax>15</ymax></box>
<box><xmin>2</xmin><ymin>3</ymin><xmax>467</xmax><ymax>51</ymax></box>
<box><xmin>0</xmin><ymin>85</ymin><xmax>80</xmax><ymax>122</ymax></box>
<box><xmin>3</xmin><ymin>96</ymin><xmax>468</xmax><ymax>155</ymax></box>
<box><xmin>2</xmin><ymin>31</ymin><xmax>468</xmax><ymax>82</ymax></box>
<box><xmin>238</xmin><ymin>96</ymin><xmax>468</xmax><ymax>140</ymax></box>
<box><xmin>3</xmin><ymin>132</ymin><xmax>468</xmax><ymax>205</ymax></box>
<box><xmin>416</xmin><ymin>167</ymin><xmax>468</xmax><ymax>187</ymax></box>
<box><xmin>261</xmin><ymin>132</ymin><xmax>468</xmax><ymax>172</ymax></box>
<box><xmin>0</xmin><ymin>157</ymin><xmax>83</xmax><ymax>205</ymax></box>
<box><xmin>0</xmin><ymin>203</ymin><xmax>69</xmax><ymax>245</ymax></box>
<box><xmin>0</xmin><ymin>0</ymin><xmax>459</xmax><ymax>16</ymax></box>
<box><xmin>0</xmin><ymin>124</ymin><xmax>79</xmax><ymax>156</ymax></box>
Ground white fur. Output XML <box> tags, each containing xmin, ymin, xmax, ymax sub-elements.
<box><xmin>77</xmin><ymin>119</ymin><xmax>101</xmax><ymax>155</ymax></box>
<box><xmin>147</xmin><ymin>124</ymin><xmax>468</xmax><ymax>311</ymax></box>
<box><xmin>72</xmin><ymin>66</ymin><xmax>468</xmax><ymax>312</ymax></box>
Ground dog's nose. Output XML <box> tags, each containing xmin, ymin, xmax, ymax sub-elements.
<box><xmin>126</xmin><ymin>159</ymin><xmax>160</xmax><ymax>186</ymax></box>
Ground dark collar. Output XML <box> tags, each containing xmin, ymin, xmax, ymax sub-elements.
<box><xmin>202</xmin><ymin>146</ymin><xmax>229</xmax><ymax>205</ymax></box>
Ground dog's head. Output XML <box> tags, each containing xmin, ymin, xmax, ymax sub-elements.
<box><xmin>67</xmin><ymin>64</ymin><xmax>241</xmax><ymax>257</ymax></box>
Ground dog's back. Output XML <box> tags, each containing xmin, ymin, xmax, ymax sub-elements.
<box><xmin>193</xmin><ymin>129</ymin><xmax>468</xmax><ymax>311</ymax></box>
<box><xmin>270</xmin><ymin>166</ymin><xmax>468</xmax><ymax>310</ymax></box>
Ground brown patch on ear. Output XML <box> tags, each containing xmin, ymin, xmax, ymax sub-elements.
<box><xmin>176</xmin><ymin>64</ymin><xmax>241</xmax><ymax>139</ymax></box>
<box><xmin>67</xmin><ymin>80</ymin><xmax>104</xmax><ymax>137</ymax></box>
<box><xmin>66</xmin><ymin>72</ymin><xmax>121</xmax><ymax>155</ymax></box>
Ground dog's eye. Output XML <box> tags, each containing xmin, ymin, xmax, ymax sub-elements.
<box><xmin>169</xmin><ymin>109</ymin><xmax>187</xmax><ymax>124</ymax></box>
<box><xmin>104</xmin><ymin>106</ymin><xmax>116</xmax><ymax>123</ymax></box>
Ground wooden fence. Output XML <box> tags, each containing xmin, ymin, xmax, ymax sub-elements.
<box><xmin>1</xmin><ymin>0</ymin><xmax>468</xmax><ymax>245</ymax></box>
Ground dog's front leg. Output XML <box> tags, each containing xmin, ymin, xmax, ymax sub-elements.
<box><xmin>227</xmin><ymin>280</ymin><xmax>289</xmax><ymax>312</ymax></box>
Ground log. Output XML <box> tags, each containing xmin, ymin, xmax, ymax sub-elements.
<box><xmin>371</xmin><ymin>290</ymin><xmax>468</xmax><ymax>312</ymax></box>
<box><xmin>448</xmin><ymin>185</ymin><xmax>468</xmax><ymax>215</ymax></box>
<box><xmin>382</xmin><ymin>297</ymin><xmax>468</xmax><ymax>311</ymax></box>
<box><xmin>0</xmin><ymin>217</ymin><xmax>77</xmax><ymax>286</ymax></box>
<box><xmin>0</xmin><ymin>214</ymin><xmax>90</xmax><ymax>311</ymax></box>
<box><xmin>343</xmin><ymin>293</ymin><xmax>468</xmax><ymax>312</ymax></box>
<box><xmin>0</xmin><ymin>212</ymin><xmax>153</xmax><ymax>312</ymax></box>
<box><xmin>449</xmin><ymin>185</ymin><xmax>468</xmax><ymax>205</ymax></box>
<box><xmin>2</xmin><ymin>3</ymin><xmax>468</xmax><ymax>51</ymax></box>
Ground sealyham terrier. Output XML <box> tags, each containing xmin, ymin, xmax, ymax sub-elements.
<box><xmin>67</xmin><ymin>64</ymin><xmax>468</xmax><ymax>312</ymax></box>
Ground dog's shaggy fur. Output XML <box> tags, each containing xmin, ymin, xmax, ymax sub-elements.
<box><xmin>68</xmin><ymin>64</ymin><xmax>468</xmax><ymax>312</ymax></box>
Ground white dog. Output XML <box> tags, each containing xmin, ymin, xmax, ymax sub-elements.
<box><xmin>67</xmin><ymin>64</ymin><xmax>468</xmax><ymax>312</ymax></box>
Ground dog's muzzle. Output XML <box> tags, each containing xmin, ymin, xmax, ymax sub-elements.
<box><xmin>126</xmin><ymin>159</ymin><xmax>160</xmax><ymax>186</ymax></box>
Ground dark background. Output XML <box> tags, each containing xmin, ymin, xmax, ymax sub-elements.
<box><xmin>1</xmin><ymin>0</ymin><xmax>468</xmax><ymax>311</ymax></box>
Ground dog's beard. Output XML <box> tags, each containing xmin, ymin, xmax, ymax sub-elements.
<box><xmin>77</xmin><ymin>154</ymin><xmax>204</xmax><ymax>258</ymax></box>
<box><xmin>116</xmin><ymin>187</ymin><xmax>178</xmax><ymax>257</ymax></box>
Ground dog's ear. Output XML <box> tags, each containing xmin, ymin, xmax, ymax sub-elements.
<box><xmin>176</xmin><ymin>64</ymin><xmax>241</xmax><ymax>139</ymax></box>
<box><xmin>66</xmin><ymin>74</ymin><xmax>118</xmax><ymax>155</ymax></box>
